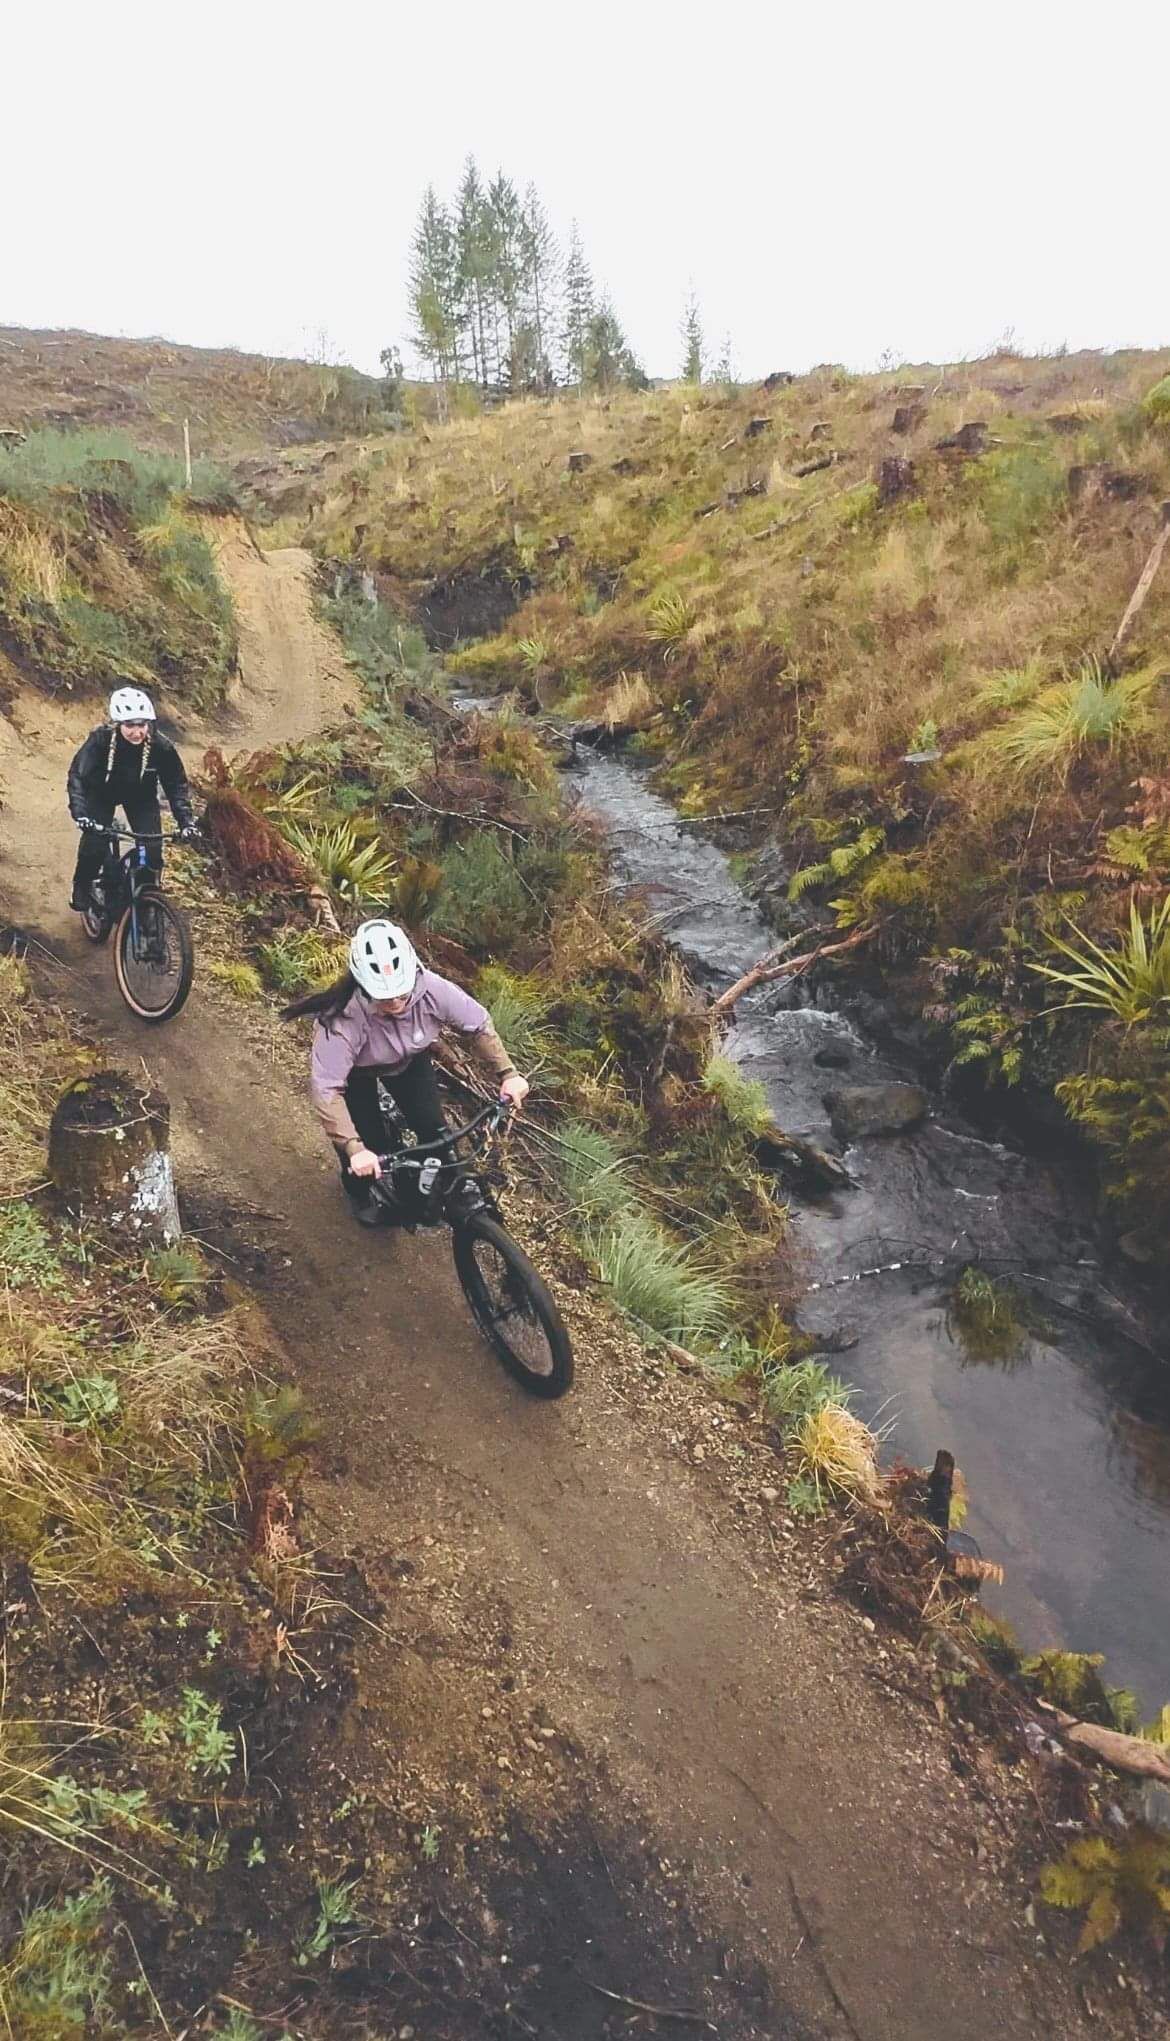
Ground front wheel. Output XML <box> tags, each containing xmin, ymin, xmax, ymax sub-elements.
<box><xmin>113</xmin><ymin>889</ymin><xmax>194</xmax><ymax>1022</ymax></box>
<box><xmin>453</xmin><ymin>1213</ymin><xmax>573</xmax><ymax>1399</ymax></box>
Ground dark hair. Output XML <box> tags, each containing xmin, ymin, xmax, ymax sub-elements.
<box><xmin>280</xmin><ymin>970</ymin><xmax>359</xmax><ymax>1026</ymax></box>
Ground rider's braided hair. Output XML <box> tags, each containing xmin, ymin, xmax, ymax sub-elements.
<box><xmin>280</xmin><ymin>970</ymin><xmax>357</xmax><ymax>1028</ymax></box>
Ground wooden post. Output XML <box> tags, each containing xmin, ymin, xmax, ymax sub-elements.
<box><xmin>1109</xmin><ymin>500</ymin><xmax>1170</xmax><ymax>667</ymax></box>
<box><xmin>49</xmin><ymin>1071</ymin><xmax>180</xmax><ymax>1246</ymax></box>
<box><xmin>183</xmin><ymin>418</ymin><xmax>192</xmax><ymax>489</ymax></box>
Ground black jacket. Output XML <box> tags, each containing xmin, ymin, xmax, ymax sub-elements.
<box><xmin>67</xmin><ymin>725</ymin><xmax>195</xmax><ymax>829</ymax></box>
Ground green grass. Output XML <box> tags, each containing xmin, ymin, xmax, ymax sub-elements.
<box><xmin>760</xmin><ymin>1354</ymin><xmax>850</xmax><ymax>1426</ymax></box>
<box><xmin>0</xmin><ymin>426</ymin><xmax>237</xmax><ymax>520</ymax></box>
<box><xmin>475</xmin><ymin>963</ymin><xmax>554</xmax><ymax>1069</ymax></box>
<box><xmin>556</xmin><ymin>1120</ymin><xmax>634</xmax><ymax>1221</ymax></box>
<box><xmin>702</xmin><ymin>1054</ymin><xmax>773</xmax><ymax>1137</ymax></box>
<box><xmin>989</xmin><ymin>659</ymin><xmax>1160</xmax><ymax>778</ymax></box>
<box><xmin>590</xmin><ymin>1209</ymin><xmax>732</xmax><ymax>1348</ymax></box>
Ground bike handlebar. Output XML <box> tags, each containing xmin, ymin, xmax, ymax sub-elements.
<box><xmin>77</xmin><ymin>825</ymin><xmax>201</xmax><ymax>842</ymax></box>
<box><xmin>377</xmin><ymin>1097</ymin><xmax>512</xmax><ymax>1166</ymax></box>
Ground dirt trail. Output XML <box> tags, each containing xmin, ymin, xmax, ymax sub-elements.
<box><xmin>0</xmin><ymin>541</ymin><xmax>1154</xmax><ymax>2041</ymax></box>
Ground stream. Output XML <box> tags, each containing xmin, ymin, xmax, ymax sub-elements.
<box><xmin>567</xmin><ymin>748</ymin><xmax>1170</xmax><ymax>1715</ymax></box>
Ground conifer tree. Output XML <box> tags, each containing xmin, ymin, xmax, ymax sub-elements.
<box><xmin>520</xmin><ymin>182</ymin><xmax>560</xmax><ymax>390</ymax></box>
<box><xmin>562</xmin><ymin>223</ymin><xmax>595</xmax><ymax>391</ymax></box>
<box><xmin>680</xmin><ymin>291</ymin><xmax>705</xmax><ymax>383</ymax></box>
<box><xmin>456</xmin><ymin>156</ymin><xmax>494</xmax><ymax>390</ymax></box>
<box><xmin>408</xmin><ymin>185</ymin><xmax>460</xmax><ymax>414</ymax></box>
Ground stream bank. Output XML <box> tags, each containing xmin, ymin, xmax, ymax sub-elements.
<box><xmin>566</xmin><ymin>746</ymin><xmax>1170</xmax><ymax>1718</ymax></box>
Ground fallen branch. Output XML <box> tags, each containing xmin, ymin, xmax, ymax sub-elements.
<box><xmin>584</xmin><ymin>1978</ymin><xmax>717</xmax><ymax>2030</ymax></box>
<box><xmin>1108</xmin><ymin>499</ymin><xmax>1170</xmax><ymax>666</ymax></box>
<box><xmin>1036</xmin><ymin>1701</ymin><xmax>1170</xmax><ymax>1784</ymax></box>
<box><xmin>712</xmin><ymin>923</ymin><xmax>877</xmax><ymax>1017</ymax></box>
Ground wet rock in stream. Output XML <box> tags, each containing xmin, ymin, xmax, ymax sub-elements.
<box><xmin>823</xmin><ymin>1082</ymin><xmax>930</xmax><ymax>1142</ymax></box>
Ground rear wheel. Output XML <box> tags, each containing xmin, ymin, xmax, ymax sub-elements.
<box><xmin>113</xmin><ymin>889</ymin><xmax>194</xmax><ymax>1022</ymax></box>
<box><xmin>453</xmin><ymin>1213</ymin><xmax>573</xmax><ymax>1399</ymax></box>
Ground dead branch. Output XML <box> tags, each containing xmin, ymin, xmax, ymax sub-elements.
<box><xmin>1108</xmin><ymin>500</ymin><xmax>1170</xmax><ymax>666</ymax></box>
<box><xmin>584</xmin><ymin>1979</ymin><xmax>717</xmax><ymax>2030</ymax></box>
<box><xmin>1036</xmin><ymin>1701</ymin><xmax>1170</xmax><ymax>1784</ymax></box>
<box><xmin>712</xmin><ymin>924</ymin><xmax>877</xmax><ymax>1017</ymax></box>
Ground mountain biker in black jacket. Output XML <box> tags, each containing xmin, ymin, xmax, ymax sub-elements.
<box><xmin>67</xmin><ymin>686</ymin><xmax>198</xmax><ymax>912</ymax></box>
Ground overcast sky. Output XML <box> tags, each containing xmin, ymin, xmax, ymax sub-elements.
<box><xmin>5</xmin><ymin>2</ymin><xmax>1165</xmax><ymax>381</ymax></box>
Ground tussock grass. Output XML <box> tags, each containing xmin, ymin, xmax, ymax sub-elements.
<box><xmin>791</xmin><ymin>1403</ymin><xmax>884</xmax><ymax>1505</ymax></box>
<box><xmin>590</xmin><ymin>1210</ymin><xmax>732</xmax><ymax>1348</ymax></box>
<box><xmin>1032</xmin><ymin>895</ymin><xmax>1170</xmax><ymax>1028</ymax></box>
<box><xmin>988</xmin><ymin>659</ymin><xmax>1161</xmax><ymax>778</ymax></box>
<box><xmin>702</xmin><ymin>1055</ymin><xmax>773</xmax><ymax>1137</ymax></box>
<box><xmin>475</xmin><ymin>964</ymin><xmax>554</xmax><ymax>1069</ymax></box>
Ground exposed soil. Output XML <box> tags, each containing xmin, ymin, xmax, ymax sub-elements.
<box><xmin>1</xmin><ymin>538</ymin><xmax>1165</xmax><ymax>2037</ymax></box>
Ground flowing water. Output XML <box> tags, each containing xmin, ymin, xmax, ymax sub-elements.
<box><xmin>570</xmin><ymin>748</ymin><xmax>1170</xmax><ymax>1714</ymax></box>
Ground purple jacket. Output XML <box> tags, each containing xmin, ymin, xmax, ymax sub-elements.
<box><xmin>310</xmin><ymin>969</ymin><xmax>504</xmax><ymax>1144</ymax></box>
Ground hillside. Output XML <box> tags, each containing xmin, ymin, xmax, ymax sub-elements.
<box><xmin>0</xmin><ymin>326</ymin><xmax>398</xmax><ymax>455</ymax></box>
<box><xmin>283</xmin><ymin>345</ymin><xmax>1170</xmax><ymax>1243</ymax></box>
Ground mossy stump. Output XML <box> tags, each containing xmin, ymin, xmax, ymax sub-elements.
<box><xmin>49</xmin><ymin>1070</ymin><xmax>180</xmax><ymax>1245</ymax></box>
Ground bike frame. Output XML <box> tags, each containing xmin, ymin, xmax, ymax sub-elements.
<box><xmin>90</xmin><ymin>827</ymin><xmax>179</xmax><ymax>959</ymax></box>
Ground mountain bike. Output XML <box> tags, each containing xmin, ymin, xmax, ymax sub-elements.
<box><xmin>369</xmin><ymin>1097</ymin><xmax>574</xmax><ymax>1399</ymax></box>
<box><xmin>78</xmin><ymin>828</ymin><xmax>196</xmax><ymax>1023</ymax></box>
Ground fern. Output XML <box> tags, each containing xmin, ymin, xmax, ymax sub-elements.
<box><xmin>789</xmin><ymin>825</ymin><xmax>883</xmax><ymax>902</ymax></box>
<box><xmin>1040</xmin><ymin>1828</ymin><xmax>1170</xmax><ymax>1953</ymax></box>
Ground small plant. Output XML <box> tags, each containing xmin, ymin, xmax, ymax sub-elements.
<box><xmin>790</xmin><ymin>1403</ymin><xmax>884</xmax><ymax>1505</ymax></box>
<box><xmin>789</xmin><ymin>825</ymin><xmax>883</xmax><ymax>902</ymax></box>
<box><xmin>142</xmin><ymin>1687</ymin><xmax>235</xmax><ymax>1777</ymax></box>
<box><xmin>1040</xmin><ymin>1827</ymin><xmax>1170</xmax><ymax>1953</ymax></box>
<box><xmin>645</xmin><ymin>587</ymin><xmax>698</xmax><ymax>656</ymax></box>
<box><xmin>1141</xmin><ymin>373</ymin><xmax>1170</xmax><ymax>425</ymax></box>
<box><xmin>785</xmin><ymin>1474</ymin><xmax>825</xmax><ymax>1518</ymax></box>
<box><xmin>1032</xmin><ymin>896</ymin><xmax>1170</xmax><ymax>1030</ymax></box>
<box><xmin>702</xmin><ymin>1055</ymin><xmax>773</xmax><ymax>1137</ymax></box>
<box><xmin>950</xmin><ymin>1266</ymin><xmax>1025</xmax><ymax>1361</ymax></box>
<box><xmin>0</xmin><ymin>1205</ymin><xmax>65</xmax><ymax>1292</ymax></box>
<box><xmin>297</xmin><ymin>1877</ymin><xmax>360</xmax><ymax>1965</ymax></box>
<box><xmin>258</xmin><ymin>927</ymin><xmax>345</xmax><ymax>994</ymax></box>
<box><xmin>214</xmin><ymin>2013</ymin><xmax>264</xmax><ymax>2041</ymax></box>
<box><xmin>420</xmin><ymin>1823</ymin><xmax>441</xmax><ymax>1861</ymax></box>
<box><xmin>282</xmin><ymin>819</ymin><xmax>395</xmax><ymax>905</ymax></box>
<box><xmin>0</xmin><ymin>1877</ymin><xmax>114</xmax><ymax>2030</ymax></box>
<box><xmin>51</xmin><ymin>1374</ymin><xmax>120</xmax><ymax>1426</ymax></box>
<box><xmin>908</xmin><ymin>717</ymin><xmax>939</xmax><ymax>753</ymax></box>
<box><xmin>146</xmin><ymin>1243</ymin><xmax>209</xmax><ymax>1311</ymax></box>
<box><xmin>761</xmin><ymin>1356</ymin><xmax>849</xmax><ymax>1426</ymax></box>
<box><xmin>208</xmin><ymin>959</ymin><xmax>264</xmax><ymax>1000</ymax></box>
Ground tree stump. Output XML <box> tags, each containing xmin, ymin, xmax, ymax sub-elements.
<box><xmin>49</xmin><ymin>1071</ymin><xmax>180</xmax><ymax>1246</ymax></box>
<box><xmin>808</xmin><ymin>420</ymin><xmax>833</xmax><ymax>442</ymax></box>
<box><xmin>892</xmin><ymin>403</ymin><xmax>925</xmax><ymax>435</ymax></box>
<box><xmin>762</xmin><ymin>370</ymin><xmax>795</xmax><ymax>391</ymax></box>
<box><xmin>878</xmin><ymin>456</ymin><xmax>916</xmax><ymax>506</ymax></box>
<box><xmin>935</xmin><ymin>421</ymin><xmax>989</xmax><ymax>456</ymax></box>
<box><xmin>743</xmin><ymin>416</ymin><xmax>772</xmax><ymax>439</ymax></box>
<box><xmin>566</xmin><ymin>450</ymin><xmax>592</xmax><ymax>473</ymax></box>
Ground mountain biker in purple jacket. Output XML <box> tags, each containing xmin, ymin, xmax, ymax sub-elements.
<box><xmin>67</xmin><ymin>686</ymin><xmax>198</xmax><ymax>912</ymax></box>
<box><xmin>282</xmin><ymin>918</ymin><xmax>529</xmax><ymax>1222</ymax></box>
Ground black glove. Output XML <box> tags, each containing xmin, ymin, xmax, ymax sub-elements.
<box><xmin>176</xmin><ymin>821</ymin><xmax>202</xmax><ymax>843</ymax></box>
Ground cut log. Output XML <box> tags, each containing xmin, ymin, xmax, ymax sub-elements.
<box><xmin>1036</xmin><ymin>1703</ymin><xmax>1170</xmax><ymax>1785</ymax></box>
<box><xmin>794</xmin><ymin>452</ymin><xmax>837</xmax><ymax>479</ymax></box>
<box><xmin>49</xmin><ymin>1071</ymin><xmax>180</xmax><ymax>1245</ymax></box>
<box><xmin>878</xmin><ymin>456</ymin><xmax>916</xmax><ymax>506</ymax></box>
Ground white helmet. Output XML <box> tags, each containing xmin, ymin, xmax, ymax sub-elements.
<box><xmin>109</xmin><ymin>686</ymin><xmax>156</xmax><ymax>724</ymax></box>
<box><xmin>349</xmin><ymin>919</ymin><xmax>419</xmax><ymax>1000</ymax></box>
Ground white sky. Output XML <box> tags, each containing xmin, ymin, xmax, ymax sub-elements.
<box><xmin>4</xmin><ymin>1</ymin><xmax>1166</xmax><ymax>381</ymax></box>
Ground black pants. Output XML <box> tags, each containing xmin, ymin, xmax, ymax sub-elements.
<box><xmin>339</xmin><ymin>1052</ymin><xmax>446</xmax><ymax>1202</ymax></box>
<box><xmin>73</xmin><ymin>791</ymin><xmax>163</xmax><ymax>894</ymax></box>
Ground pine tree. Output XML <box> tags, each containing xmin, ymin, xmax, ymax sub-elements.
<box><xmin>713</xmin><ymin>331</ymin><xmax>737</xmax><ymax>390</ymax></box>
<box><xmin>487</xmin><ymin>171</ymin><xmax>524</xmax><ymax>379</ymax></box>
<box><xmin>562</xmin><ymin>223</ymin><xmax>595</xmax><ymax>391</ymax></box>
<box><xmin>519</xmin><ymin>182</ymin><xmax>560</xmax><ymax>391</ymax></box>
<box><xmin>408</xmin><ymin>186</ymin><xmax>460</xmax><ymax>415</ymax></box>
<box><xmin>456</xmin><ymin>156</ymin><xmax>494</xmax><ymax>391</ymax></box>
<box><xmin>680</xmin><ymin>291</ymin><xmax>705</xmax><ymax>384</ymax></box>
<box><xmin>583</xmin><ymin>300</ymin><xmax>645</xmax><ymax>393</ymax></box>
